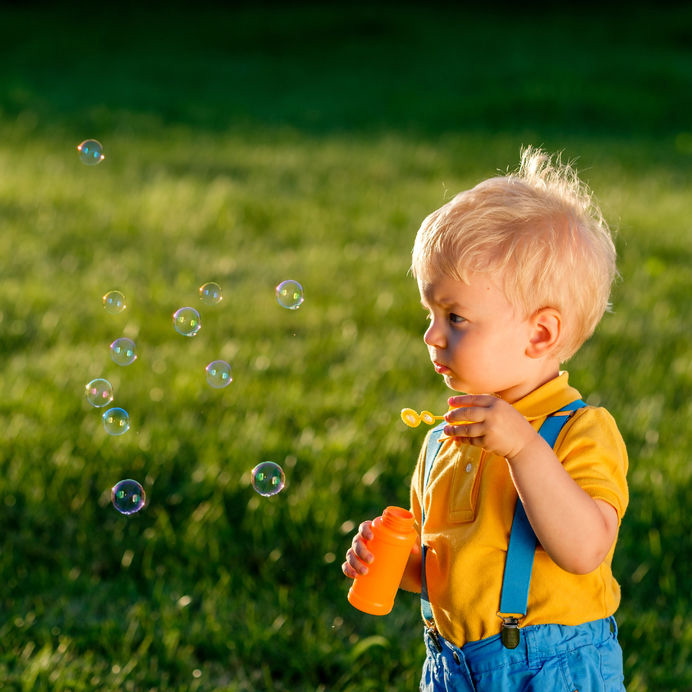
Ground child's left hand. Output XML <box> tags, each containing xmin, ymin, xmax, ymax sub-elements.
<box><xmin>444</xmin><ymin>394</ymin><xmax>540</xmax><ymax>460</ymax></box>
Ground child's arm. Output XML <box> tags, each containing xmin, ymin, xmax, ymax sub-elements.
<box><xmin>446</xmin><ymin>394</ymin><xmax>619</xmax><ymax>575</ymax></box>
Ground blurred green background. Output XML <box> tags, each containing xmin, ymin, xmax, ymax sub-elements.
<box><xmin>0</xmin><ymin>3</ymin><xmax>690</xmax><ymax>690</ymax></box>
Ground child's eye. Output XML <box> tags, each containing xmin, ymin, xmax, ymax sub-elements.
<box><xmin>449</xmin><ymin>313</ymin><xmax>466</xmax><ymax>324</ymax></box>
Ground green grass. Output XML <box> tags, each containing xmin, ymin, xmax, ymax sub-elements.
<box><xmin>0</xmin><ymin>3</ymin><xmax>691</xmax><ymax>690</ymax></box>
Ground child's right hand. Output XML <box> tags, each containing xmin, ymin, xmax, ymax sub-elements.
<box><xmin>342</xmin><ymin>520</ymin><xmax>374</xmax><ymax>579</ymax></box>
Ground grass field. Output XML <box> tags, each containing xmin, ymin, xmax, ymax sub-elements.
<box><xmin>0</xmin><ymin>4</ymin><xmax>691</xmax><ymax>690</ymax></box>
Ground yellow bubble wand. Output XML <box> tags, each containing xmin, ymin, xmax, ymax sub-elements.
<box><xmin>401</xmin><ymin>405</ymin><xmax>472</xmax><ymax>443</ymax></box>
<box><xmin>400</xmin><ymin>408</ymin><xmax>446</xmax><ymax>428</ymax></box>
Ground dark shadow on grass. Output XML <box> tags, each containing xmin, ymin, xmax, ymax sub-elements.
<box><xmin>0</xmin><ymin>3</ymin><xmax>691</xmax><ymax>141</ymax></box>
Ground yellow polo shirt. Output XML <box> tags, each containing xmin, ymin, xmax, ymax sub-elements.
<box><xmin>409</xmin><ymin>372</ymin><xmax>629</xmax><ymax>648</ymax></box>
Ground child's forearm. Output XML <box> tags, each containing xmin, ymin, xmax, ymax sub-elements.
<box><xmin>506</xmin><ymin>436</ymin><xmax>618</xmax><ymax>575</ymax></box>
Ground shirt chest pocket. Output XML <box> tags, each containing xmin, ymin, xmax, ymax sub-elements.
<box><xmin>448</xmin><ymin>447</ymin><xmax>485</xmax><ymax>523</ymax></box>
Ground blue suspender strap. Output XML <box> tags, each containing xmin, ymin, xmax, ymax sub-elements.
<box><xmin>498</xmin><ymin>399</ymin><xmax>586</xmax><ymax>648</ymax></box>
<box><xmin>420</xmin><ymin>422</ymin><xmax>446</xmax><ymax>625</ymax></box>
<box><xmin>419</xmin><ymin>400</ymin><xmax>586</xmax><ymax>642</ymax></box>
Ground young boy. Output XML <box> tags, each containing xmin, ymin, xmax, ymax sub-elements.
<box><xmin>343</xmin><ymin>147</ymin><xmax>628</xmax><ymax>691</ymax></box>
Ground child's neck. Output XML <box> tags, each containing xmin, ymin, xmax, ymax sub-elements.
<box><xmin>495</xmin><ymin>364</ymin><xmax>561</xmax><ymax>404</ymax></box>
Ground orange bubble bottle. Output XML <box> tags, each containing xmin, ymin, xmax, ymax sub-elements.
<box><xmin>347</xmin><ymin>506</ymin><xmax>417</xmax><ymax>616</ymax></box>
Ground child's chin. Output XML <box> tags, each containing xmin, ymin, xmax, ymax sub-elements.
<box><xmin>444</xmin><ymin>375</ymin><xmax>475</xmax><ymax>395</ymax></box>
<box><xmin>443</xmin><ymin>375</ymin><xmax>465</xmax><ymax>391</ymax></box>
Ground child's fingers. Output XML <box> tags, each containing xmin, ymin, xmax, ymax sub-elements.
<box><xmin>342</xmin><ymin>560</ymin><xmax>358</xmax><ymax>579</ymax></box>
<box><xmin>352</xmin><ymin>534</ymin><xmax>374</xmax><ymax>564</ymax></box>
<box><xmin>342</xmin><ymin>519</ymin><xmax>375</xmax><ymax>579</ymax></box>
<box><xmin>344</xmin><ymin>548</ymin><xmax>370</xmax><ymax>576</ymax></box>
<box><xmin>358</xmin><ymin>520</ymin><xmax>374</xmax><ymax>540</ymax></box>
<box><xmin>445</xmin><ymin>405</ymin><xmax>484</xmax><ymax>425</ymax></box>
<box><xmin>443</xmin><ymin>422</ymin><xmax>486</xmax><ymax>444</ymax></box>
<box><xmin>448</xmin><ymin>394</ymin><xmax>495</xmax><ymax>409</ymax></box>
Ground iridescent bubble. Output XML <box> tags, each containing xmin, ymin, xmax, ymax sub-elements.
<box><xmin>85</xmin><ymin>378</ymin><xmax>114</xmax><ymax>408</ymax></box>
<box><xmin>251</xmin><ymin>462</ymin><xmax>286</xmax><ymax>497</ymax></box>
<box><xmin>110</xmin><ymin>337</ymin><xmax>137</xmax><ymax>366</ymax></box>
<box><xmin>103</xmin><ymin>407</ymin><xmax>130</xmax><ymax>436</ymax></box>
<box><xmin>111</xmin><ymin>479</ymin><xmax>146</xmax><ymax>515</ymax></box>
<box><xmin>205</xmin><ymin>360</ymin><xmax>232</xmax><ymax>388</ymax></box>
<box><xmin>173</xmin><ymin>307</ymin><xmax>201</xmax><ymax>337</ymax></box>
<box><xmin>102</xmin><ymin>290</ymin><xmax>126</xmax><ymax>314</ymax></box>
<box><xmin>77</xmin><ymin>139</ymin><xmax>105</xmax><ymax>166</ymax></box>
<box><xmin>199</xmin><ymin>282</ymin><xmax>223</xmax><ymax>306</ymax></box>
<box><xmin>275</xmin><ymin>280</ymin><xmax>304</xmax><ymax>310</ymax></box>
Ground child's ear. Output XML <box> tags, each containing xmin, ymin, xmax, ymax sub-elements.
<box><xmin>526</xmin><ymin>308</ymin><xmax>561</xmax><ymax>358</ymax></box>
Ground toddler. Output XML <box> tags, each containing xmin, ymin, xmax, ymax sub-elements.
<box><xmin>343</xmin><ymin>147</ymin><xmax>628</xmax><ymax>691</ymax></box>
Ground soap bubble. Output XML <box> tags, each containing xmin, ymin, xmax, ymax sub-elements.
<box><xmin>275</xmin><ymin>280</ymin><xmax>304</xmax><ymax>310</ymax></box>
<box><xmin>251</xmin><ymin>462</ymin><xmax>286</xmax><ymax>497</ymax></box>
<box><xmin>102</xmin><ymin>290</ymin><xmax>126</xmax><ymax>314</ymax></box>
<box><xmin>173</xmin><ymin>307</ymin><xmax>201</xmax><ymax>337</ymax></box>
<box><xmin>199</xmin><ymin>282</ymin><xmax>223</xmax><ymax>305</ymax></box>
<box><xmin>85</xmin><ymin>378</ymin><xmax>114</xmax><ymax>408</ymax></box>
<box><xmin>111</xmin><ymin>479</ymin><xmax>146</xmax><ymax>515</ymax></box>
<box><xmin>77</xmin><ymin>139</ymin><xmax>105</xmax><ymax>165</ymax></box>
<box><xmin>103</xmin><ymin>407</ymin><xmax>130</xmax><ymax>436</ymax></box>
<box><xmin>110</xmin><ymin>337</ymin><xmax>137</xmax><ymax>366</ymax></box>
<box><xmin>205</xmin><ymin>360</ymin><xmax>232</xmax><ymax>388</ymax></box>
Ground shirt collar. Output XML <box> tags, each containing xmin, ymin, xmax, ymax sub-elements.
<box><xmin>512</xmin><ymin>371</ymin><xmax>583</xmax><ymax>421</ymax></box>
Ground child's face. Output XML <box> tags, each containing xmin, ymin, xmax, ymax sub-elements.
<box><xmin>418</xmin><ymin>271</ymin><xmax>540</xmax><ymax>402</ymax></box>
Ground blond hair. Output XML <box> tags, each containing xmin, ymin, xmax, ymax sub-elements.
<box><xmin>411</xmin><ymin>147</ymin><xmax>617</xmax><ymax>362</ymax></box>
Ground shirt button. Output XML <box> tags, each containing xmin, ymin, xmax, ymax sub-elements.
<box><xmin>465</xmin><ymin>463</ymin><xmax>472</xmax><ymax>473</ymax></box>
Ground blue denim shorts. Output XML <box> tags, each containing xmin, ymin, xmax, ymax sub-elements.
<box><xmin>420</xmin><ymin>617</ymin><xmax>625</xmax><ymax>691</ymax></box>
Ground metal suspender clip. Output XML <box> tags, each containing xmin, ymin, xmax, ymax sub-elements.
<box><xmin>498</xmin><ymin>614</ymin><xmax>521</xmax><ymax>649</ymax></box>
<box><xmin>427</xmin><ymin>626</ymin><xmax>444</xmax><ymax>653</ymax></box>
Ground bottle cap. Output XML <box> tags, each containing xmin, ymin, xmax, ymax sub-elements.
<box><xmin>381</xmin><ymin>506</ymin><xmax>414</xmax><ymax>533</ymax></box>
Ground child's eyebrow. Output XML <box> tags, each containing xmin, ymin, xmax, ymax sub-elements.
<box><xmin>421</xmin><ymin>296</ymin><xmax>464</xmax><ymax>311</ymax></box>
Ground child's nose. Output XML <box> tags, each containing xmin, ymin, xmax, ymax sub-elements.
<box><xmin>424</xmin><ymin>320</ymin><xmax>445</xmax><ymax>349</ymax></box>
